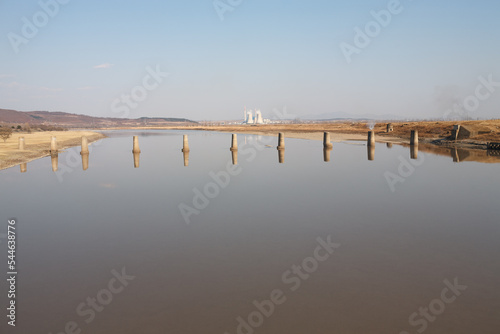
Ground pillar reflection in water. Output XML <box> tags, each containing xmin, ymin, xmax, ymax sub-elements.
<box><xmin>81</xmin><ymin>153</ymin><xmax>89</xmax><ymax>171</ymax></box>
<box><xmin>20</xmin><ymin>163</ymin><xmax>27</xmax><ymax>173</ymax></box>
<box><xmin>51</xmin><ymin>153</ymin><xmax>58</xmax><ymax>172</ymax></box>
<box><xmin>367</xmin><ymin>145</ymin><xmax>375</xmax><ymax>161</ymax></box>
<box><xmin>231</xmin><ymin>150</ymin><xmax>238</xmax><ymax>165</ymax></box>
<box><xmin>230</xmin><ymin>134</ymin><xmax>238</xmax><ymax>165</ymax></box>
<box><xmin>133</xmin><ymin>152</ymin><xmax>140</xmax><ymax>168</ymax></box>
<box><xmin>277</xmin><ymin>132</ymin><xmax>285</xmax><ymax>163</ymax></box>
<box><xmin>410</xmin><ymin>145</ymin><xmax>418</xmax><ymax>160</ymax></box>
<box><xmin>452</xmin><ymin>148</ymin><xmax>460</xmax><ymax>163</ymax></box>
<box><xmin>386</xmin><ymin>143</ymin><xmax>393</xmax><ymax>149</ymax></box>
<box><xmin>323</xmin><ymin>147</ymin><xmax>332</xmax><ymax>162</ymax></box>
<box><xmin>278</xmin><ymin>148</ymin><xmax>285</xmax><ymax>164</ymax></box>
<box><xmin>183</xmin><ymin>150</ymin><xmax>189</xmax><ymax>167</ymax></box>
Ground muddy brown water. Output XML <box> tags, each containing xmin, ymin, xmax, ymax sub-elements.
<box><xmin>0</xmin><ymin>130</ymin><xmax>499</xmax><ymax>334</ymax></box>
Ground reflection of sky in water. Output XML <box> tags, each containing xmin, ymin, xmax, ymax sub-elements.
<box><xmin>0</xmin><ymin>131</ymin><xmax>499</xmax><ymax>334</ymax></box>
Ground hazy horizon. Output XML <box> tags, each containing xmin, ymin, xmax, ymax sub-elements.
<box><xmin>1</xmin><ymin>0</ymin><xmax>499</xmax><ymax>121</ymax></box>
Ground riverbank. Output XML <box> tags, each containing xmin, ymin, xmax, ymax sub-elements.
<box><xmin>103</xmin><ymin>119</ymin><xmax>500</xmax><ymax>149</ymax></box>
<box><xmin>0</xmin><ymin>131</ymin><xmax>106</xmax><ymax>171</ymax></box>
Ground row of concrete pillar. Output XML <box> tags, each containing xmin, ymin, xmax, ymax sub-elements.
<box><xmin>15</xmin><ymin>132</ymin><xmax>420</xmax><ymax>173</ymax></box>
<box><xmin>132</xmin><ymin>132</ymin><xmax>345</xmax><ymax>154</ymax></box>
<box><xmin>16</xmin><ymin>131</ymin><xmax>417</xmax><ymax>155</ymax></box>
<box><xmin>16</xmin><ymin>136</ymin><xmax>90</xmax><ymax>154</ymax></box>
<box><xmin>367</xmin><ymin>130</ymin><xmax>418</xmax><ymax>146</ymax></box>
<box><xmin>17</xmin><ymin>141</ymin><xmax>421</xmax><ymax>173</ymax></box>
<box><xmin>16</xmin><ymin>129</ymin><xmax>418</xmax><ymax>154</ymax></box>
<box><xmin>15</xmin><ymin>136</ymin><xmax>90</xmax><ymax>173</ymax></box>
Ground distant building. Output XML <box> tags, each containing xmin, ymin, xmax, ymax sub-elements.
<box><xmin>243</xmin><ymin>107</ymin><xmax>266</xmax><ymax>124</ymax></box>
<box><xmin>255</xmin><ymin>110</ymin><xmax>264</xmax><ymax>124</ymax></box>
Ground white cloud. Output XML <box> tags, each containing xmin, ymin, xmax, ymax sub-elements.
<box><xmin>93</xmin><ymin>63</ymin><xmax>114</xmax><ymax>69</ymax></box>
<box><xmin>0</xmin><ymin>82</ymin><xmax>63</xmax><ymax>95</ymax></box>
<box><xmin>0</xmin><ymin>81</ymin><xmax>27</xmax><ymax>89</ymax></box>
<box><xmin>40</xmin><ymin>86</ymin><xmax>63</xmax><ymax>92</ymax></box>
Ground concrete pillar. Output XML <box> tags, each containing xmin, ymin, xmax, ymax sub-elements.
<box><xmin>386</xmin><ymin>143</ymin><xmax>393</xmax><ymax>149</ymax></box>
<box><xmin>410</xmin><ymin>145</ymin><xmax>418</xmax><ymax>160</ymax></box>
<box><xmin>323</xmin><ymin>147</ymin><xmax>332</xmax><ymax>162</ymax></box>
<box><xmin>50</xmin><ymin>136</ymin><xmax>57</xmax><ymax>153</ymax></box>
<box><xmin>81</xmin><ymin>153</ymin><xmax>89</xmax><ymax>171</ymax></box>
<box><xmin>278</xmin><ymin>148</ymin><xmax>285</xmax><ymax>164</ymax></box>
<box><xmin>323</xmin><ymin>132</ymin><xmax>333</xmax><ymax>149</ymax></box>
<box><xmin>230</xmin><ymin>134</ymin><xmax>238</xmax><ymax>151</ymax></box>
<box><xmin>182</xmin><ymin>135</ymin><xmax>190</xmax><ymax>152</ymax></box>
<box><xmin>81</xmin><ymin>136</ymin><xmax>89</xmax><ymax>154</ymax></box>
<box><xmin>18</xmin><ymin>137</ymin><xmax>25</xmax><ymax>150</ymax></box>
<box><xmin>368</xmin><ymin>146</ymin><xmax>375</xmax><ymax>161</ymax></box>
<box><xmin>452</xmin><ymin>125</ymin><xmax>460</xmax><ymax>141</ymax></box>
<box><xmin>367</xmin><ymin>131</ymin><xmax>375</xmax><ymax>146</ymax></box>
<box><xmin>132</xmin><ymin>136</ymin><xmax>141</xmax><ymax>153</ymax></box>
<box><xmin>20</xmin><ymin>163</ymin><xmax>27</xmax><ymax>173</ymax></box>
<box><xmin>133</xmin><ymin>152</ymin><xmax>140</xmax><ymax>168</ymax></box>
<box><xmin>231</xmin><ymin>150</ymin><xmax>238</xmax><ymax>165</ymax></box>
<box><xmin>51</xmin><ymin>153</ymin><xmax>58</xmax><ymax>172</ymax></box>
<box><xmin>277</xmin><ymin>133</ymin><xmax>285</xmax><ymax>150</ymax></box>
<box><xmin>387</xmin><ymin>123</ymin><xmax>393</xmax><ymax>133</ymax></box>
<box><xmin>183</xmin><ymin>150</ymin><xmax>189</xmax><ymax>167</ymax></box>
<box><xmin>410</xmin><ymin>130</ymin><xmax>418</xmax><ymax>146</ymax></box>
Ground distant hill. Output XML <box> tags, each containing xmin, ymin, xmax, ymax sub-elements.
<box><xmin>0</xmin><ymin>109</ymin><xmax>197</xmax><ymax>128</ymax></box>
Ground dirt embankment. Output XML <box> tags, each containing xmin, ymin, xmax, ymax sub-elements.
<box><xmin>0</xmin><ymin>131</ymin><xmax>106</xmax><ymax>170</ymax></box>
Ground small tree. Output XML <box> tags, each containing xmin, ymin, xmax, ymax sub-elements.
<box><xmin>17</xmin><ymin>125</ymin><xmax>22</xmax><ymax>130</ymax></box>
<box><xmin>0</xmin><ymin>127</ymin><xmax>13</xmax><ymax>142</ymax></box>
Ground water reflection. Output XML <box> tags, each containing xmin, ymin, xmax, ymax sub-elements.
<box><xmin>81</xmin><ymin>153</ymin><xmax>89</xmax><ymax>171</ymax></box>
<box><xmin>414</xmin><ymin>144</ymin><xmax>500</xmax><ymax>164</ymax></box>
<box><xmin>20</xmin><ymin>163</ymin><xmax>27</xmax><ymax>173</ymax></box>
<box><xmin>487</xmin><ymin>149</ymin><xmax>500</xmax><ymax>157</ymax></box>
<box><xmin>410</xmin><ymin>145</ymin><xmax>418</xmax><ymax>160</ymax></box>
<box><xmin>386</xmin><ymin>143</ymin><xmax>393</xmax><ymax>149</ymax></box>
<box><xmin>278</xmin><ymin>148</ymin><xmax>285</xmax><ymax>164</ymax></box>
<box><xmin>133</xmin><ymin>152</ymin><xmax>140</xmax><ymax>168</ymax></box>
<box><xmin>51</xmin><ymin>153</ymin><xmax>58</xmax><ymax>172</ymax></box>
<box><xmin>323</xmin><ymin>147</ymin><xmax>332</xmax><ymax>162</ymax></box>
<box><xmin>183</xmin><ymin>150</ymin><xmax>189</xmax><ymax>167</ymax></box>
<box><xmin>367</xmin><ymin>146</ymin><xmax>375</xmax><ymax>161</ymax></box>
<box><xmin>2</xmin><ymin>131</ymin><xmax>500</xmax><ymax>334</ymax></box>
<box><xmin>231</xmin><ymin>150</ymin><xmax>238</xmax><ymax>165</ymax></box>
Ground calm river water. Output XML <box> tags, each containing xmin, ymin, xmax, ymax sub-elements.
<box><xmin>0</xmin><ymin>130</ymin><xmax>499</xmax><ymax>334</ymax></box>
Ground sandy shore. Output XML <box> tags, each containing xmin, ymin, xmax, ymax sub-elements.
<box><xmin>0</xmin><ymin>131</ymin><xmax>106</xmax><ymax>171</ymax></box>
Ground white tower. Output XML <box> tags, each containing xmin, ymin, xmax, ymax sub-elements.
<box><xmin>246</xmin><ymin>111</ymin><xmax>254</xmax><ymax>124</ymax></box>
<box><xmin>255</xmin><ymin>110</ymin><xmax>264</xmax><ymax>124</ymax></box>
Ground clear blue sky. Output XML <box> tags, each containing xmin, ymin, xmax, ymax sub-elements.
<box><xmin>1</xmin><ymin>0</ymin><xmax>499</xmax><ymax>120</ymax></box>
